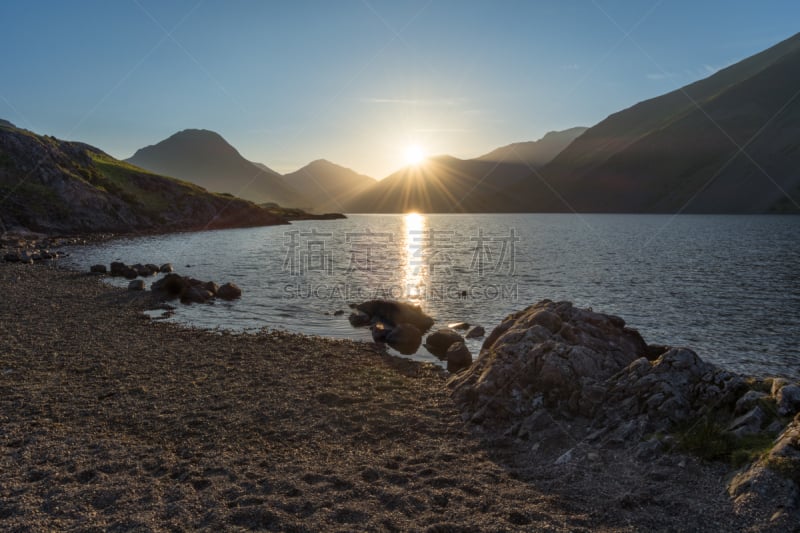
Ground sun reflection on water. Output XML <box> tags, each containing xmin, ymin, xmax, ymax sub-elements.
<box><xmin>403</xmin><ymin>212</ymin><xmax>427</xmax><ymax>303</ymax></box>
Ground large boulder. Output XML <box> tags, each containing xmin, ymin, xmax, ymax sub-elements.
<box><xmin>450</xmin><ymin>300</ymin><xmax>650</xmax><ymax>423</ymax></box>
<box><xmin>425</xmin><ymin>328</ymin><xmax>464</xmax><ymax>358</ymax></box>
<box><xmin>354</xmin><ymin>300</ymin><xmax>434</xmax><ymax>331</ymax></box>
<box><xmin>386</xmin><ymin>323</ymin><xmax>422</xmax><ymax>355</ymax></box>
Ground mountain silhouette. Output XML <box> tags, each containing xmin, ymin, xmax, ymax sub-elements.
<box><xmin>0</xmin><ymin>122</ymin><xmax>285</xmax><ymax>234</ymax></box>
<box><xmin>476</xmin><ymin>127</ymin><xmax>588</xmax><ymax>167</ymax></box>
<box><xmin>126</xmin><ymin>129</ymin><xmax>307</xmax><ymax>208</ymax></box>
<box><xmin>344</xmin><ymin>128</ymin><xmax>585</xmax><ymax>213</ymax></box>
<box><xmin>344</xmin><ymin>156</ymin><xmax>532</xmax><ymax>213</ymax></box>
<box><xmin>517</xmin><ymin>32</ymin><xmax>800</xmax><ymax>213</ymax></box>
<box><xmin>282</xmin><ymin>159</ymin><xmax>375</xmax><ymax>213</ymax></box>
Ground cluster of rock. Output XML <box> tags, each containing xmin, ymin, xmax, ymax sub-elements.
<box><xmin>88</xmin><ymin>261</ymin><xmax>241</xmax><ymax>304</ymax></box>
<box><xmin>348</xmin><ymin>299</ymin><xmax>482</xmax><ymax>372</ymax></box>
<box><xmin>1</xmin><ymin>234</ymin><xmax>76</xmax><ymax>263</ymax></box>
<box><xmin>90</xmin><ymin>261</ymin><xmax>174</xmax><ymax>279</ymax></box>
<box><xmin>449</xmin><ymin>299</ymin><xmax>800</xmax><ymax>522</ymax></box>
<box><xmin>150</xmin><ymin>273</ymin><xmax>242</xmax><ymax>304</ymax></box>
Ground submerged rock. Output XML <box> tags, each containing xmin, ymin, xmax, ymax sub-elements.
<box><xmin>465</xmin><ymin>325</ymin><xmax>485</xmax><ymax>339</ymax></box>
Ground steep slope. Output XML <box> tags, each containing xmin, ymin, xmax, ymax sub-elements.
<box><xmin>477</xmin><ymin>127</ymin><xmax>588</xmax><ymax>167</ymax></box>
<box><xmin>0</xmin><ymin>122</ymin><xmax>285</xmax><ymax>234</ymax></box>
<box><xmin>521</xmin><ymin>32</ymin><xmax>800</xmax><ymax>213</ymax></box>
<box><xmin>127</xmin><ymin>129</ymin><xmax>308</xmax><ymax>208</ymax></box>
<box><xmin>282</xmin><ymin>159</ymin><xmax>375</xmax><ymax>213</ymax></box>
<box><xmin>344</xmin><ymin>156</ymin><xmax>530</xmax><ymax>213</ymax></box>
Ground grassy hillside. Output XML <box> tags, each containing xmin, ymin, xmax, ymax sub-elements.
<box><xmin>0</xmin><ymin>121</ymin><xmax>286</xmax><ymax>234</ymax></box>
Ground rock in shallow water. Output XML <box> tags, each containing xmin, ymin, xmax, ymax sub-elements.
<box><xmin>425</xmin><ymin>329</ymin><xmax>464</xmax><ymax>358</ymax></box>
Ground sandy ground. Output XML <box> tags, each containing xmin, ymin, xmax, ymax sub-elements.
<box><xmin>0</xmin><ymin>262</ymin><xmax>780</xmax><ymax>531</ymax></box>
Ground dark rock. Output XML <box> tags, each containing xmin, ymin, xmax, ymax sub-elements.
<box><xmin>217</xmin><ymin>282</ymin><xmax>242</xmax><ymax>300</ymax></box>
<box><xmin>446</xmin><ymin>342</ymin><xmax>472</xmax><ymax>373</ymax></box>
<box><xmin>110</xmin><ymin>261</ymin><xmax>127</xmax><ymax>276</ymax></box>
<box><xmin>203</xmin><ymin>281</ymin><xmax>219</xmax><ymax>295</ymax></box>
<box><xmin>3</xmin><ymin>252</ymin><xmax>20</xmax><ymax>262</ymax></box>
<box><xmin>89</xmin><ymin>264</ymin><xmax>107</xmax><ymax>274</ymax></box>
<box><xmin>465</xmin><ymin>325</ymin><xmax>485</xmax><ymax>339</ymax></box>
<box><xmin>386</xmin><ymin>323</ymin><xmax>422</xmax><ymax>355</ymax></box>
<box><xmin>355</xmin><ymin>300</ymin><xmax>434</xmax><ymax>331</ymax></box>
<box><xmin>159</xmin><ymin>263</ymin><xmax>174</xmax><ymax>273</ymax></box>
<box><xmin>151</xmin><ymin>273</ymin><xmax>189</xmax><ymax>298</ymax></box>
<box><xmin>727</xmin><ymin>406</ymin><xmax>767</xmax><ymax>439</ymax></box>
<box><xmin>145</xmin><ymin>264</ymin><xmax>160</xmax><ymax>275</ymax></box>
<box><xmin>333</xmin><ymin>309</ymin><xmax>345</xmax><ymax>316</ymax></box>
<box><xmin>181</xmin><ymin>286</ymin><xmax>214</xmax><ymax>304</ymax></box>
<box><xmin>425</xmin><ymin>329</ymin><xmax>464</xmax><ymax>358</ymax></box>
<box><xmin>122</xmin><ymin>268</ymin><xmax>138</xmax><ymax>280</ymax></box>
<box><xmin>735</xmin><ymin>390</ymin><xmax>769</xmax><ymax>415</ymax></box>
<box><xmin>777</xmin><ymin>384</ymin><xmax>800</xmax><ymax>416</ymax></box>
<box><xmin>128</xmin><ymin>280</ymin><xmax>145</xmax><ymax>291</ymax></box>
<box><xmin>348</xmin><ymin>310</ymin><xmax>371</xmax><ymax>327</ymax></box>
<box><xmin>371</xmin><ymin>322</ymin><xmax>391</xmax><ymax>343</ymax></box>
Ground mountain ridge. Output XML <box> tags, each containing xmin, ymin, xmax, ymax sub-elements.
<box><xmin>0</xmin><ymin>122</ymin><xmax>286</xmax><ymax>234</ymax></box>
<box><xmin>518</xmin><ymin>32</ymin><xmax>800</xmax><ymax>213</ymax></box>
<box><xmin>126</xmin><ymin>129</ymin><xmax>308</xmax><ymax>208</ymax></box>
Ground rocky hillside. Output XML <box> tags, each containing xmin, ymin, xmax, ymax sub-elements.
<box><xmin>517</xmin><ymin>32</ymin><xmax>800</xmax><ymax>213</ymax></box>
<box><xmin>127</xmin><ymin>129</ymin><xmax>308</xmax><ymax>208</ymax></box>
<box><xmin>0</xmin><ymin>122</ymin><xmax>286</xmax><ymax>234</ymax></box>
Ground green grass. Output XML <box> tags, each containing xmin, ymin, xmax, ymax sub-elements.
<box><xmin>673</xmin><ymin>416</ymin><xmax>776</xmax><ymax>467</ymax></box>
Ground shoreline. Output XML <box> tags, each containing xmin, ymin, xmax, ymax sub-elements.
<box><xmin>0</xmin><ymin>262</ymin><xmax>789</xmax><ymax>531</ymax></box>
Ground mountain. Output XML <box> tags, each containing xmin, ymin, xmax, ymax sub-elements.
<box><xmin>516</xmin><ymin>32</ymin><xmax>800</xmax><ymax>213</ymax></box>
<box><xmin>344</xmin><ymin>127</ymin><xmax>586</xmax><ymax>213</ymax></box>
<box><xmin>476</xmin><ymin>127</ymin><xmax>588</xmax><ymax>167</ymax></box>
<box><xmin>344</xmin><ymin>156</ymin><xmax>531</xmax><ymax>213</ymax></box>
<box><xmin>127</xmin><ymin>129</ymin><xmax>307</xmax><ymax>208</ymax></box>
<box><xmin>282</xmin><ymin>159</ymin><xmax>375</xmax><ymax>213</ymax></box>
<box><xmin>0</xmin><ymin>121</ymin><xmax>286</xmax><ymax>234</ymax></box>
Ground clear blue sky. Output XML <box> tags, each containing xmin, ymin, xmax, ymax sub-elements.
<box><xmin>1</xmin><ymin>0</ymin><xmax>798</xmax><ymax>178</ymax></box>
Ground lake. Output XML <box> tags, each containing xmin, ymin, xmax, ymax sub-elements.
<box><xmin>63</xmin><ymin>214</ymin><xmax>800</xmax><ymax>379</ymax></box>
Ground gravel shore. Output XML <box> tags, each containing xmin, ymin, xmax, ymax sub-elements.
<box><xmin>0</xmin><ymin>263</ymin><xmax>779</xmax><ymax>531</ymax></box>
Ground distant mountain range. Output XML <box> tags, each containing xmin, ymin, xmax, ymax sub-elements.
<box><xmin>4</xmin><ymin>31</ymin><xmax>798</xmax><ymax>227</ymax></box>
<box><xmin>517</xmin><ymin>32</ymin><xmax>800</xmax><ymax>213</ymax></box>
<box><xmin>342</xmin><ymin>128</ymin><xmax>587</xmax><ymax>213</ymax></box>
<box><xmin>126</xmin><ymin>129</ymin><xmax>308</xmax><ymax>208</ymax></box>
<box><xmin>0</xmin><ymin>122</ymin><xmax>285</xmax><ymax>234</ymax></box>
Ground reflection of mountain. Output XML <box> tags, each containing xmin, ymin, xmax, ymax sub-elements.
<box><xmin>127</xmin><ymin>129</ymin><xmax>307</xmax><ymax>207</ymax></box>
<box><xmin>516</xmin><ymin>32</ymin><xmax>800</xmax><ymax>213</ymax></box>
<box><xmin>476</xmin><ymin>127</ymin><xmax>587</xmax><ymax>167</ymax></box>
<box><xmin>344</xmin><ymin>128</ymin><xmax>585</xmax><ymax>213</ymax></box>
<box><xmin>0</xmin><ymin>121</ymin><xmax>285</xmax><ymax>233</ymax></box>
<box><xmin>282</xmin><ymin>159</ymin><xmax>375</xmax><ymax>213</ymax></box>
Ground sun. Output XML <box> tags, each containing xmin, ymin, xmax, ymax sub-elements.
<box><xmin>403</xmin><ymin>144</ymin><xmax>426</xmax><ymax>166</ymax></box>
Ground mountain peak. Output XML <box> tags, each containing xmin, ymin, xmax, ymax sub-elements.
<box><xmin>126</xmin><ymin>129</ymin><xmax>307</xmax><ymax>207</ymax></box>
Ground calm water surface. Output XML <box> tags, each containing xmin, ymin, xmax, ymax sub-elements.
<box><xmin>64</xmin><ymin>214</ymin><xmax>800</xmax><ymax>379</ymax></box>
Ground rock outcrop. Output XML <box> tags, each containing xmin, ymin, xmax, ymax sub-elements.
<box><xmin>449</xmin><ymin>299</ymin><xmax>800</xmax><ymax>524</ymax></box>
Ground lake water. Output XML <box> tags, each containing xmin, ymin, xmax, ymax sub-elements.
<box><xmin>63</xmin><ymin>214</ymin><xmax>800</xmax><ymax>379</ymax></box>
